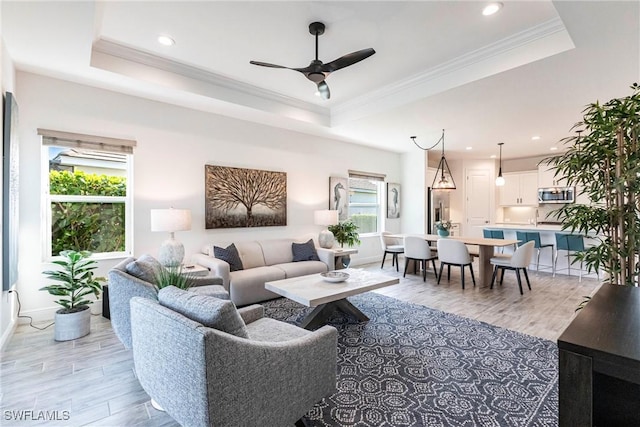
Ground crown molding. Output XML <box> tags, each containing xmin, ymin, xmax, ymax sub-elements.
<box><xmin>331</xmin><ymin>17</ymin><xmax>573</xmax><ymax>125</ymax></box>
<box><xmin>92</xmin><ymin>38</ymin><xmax>329</xmax><ymax>120</ymax></box>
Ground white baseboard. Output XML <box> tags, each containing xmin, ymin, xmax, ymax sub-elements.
<box><xmin>0</xmin><ymin>318</ymin><xmax>17</xmax><ymax>351</ymax></box>
<box><xmin>19</xmin><ymin>299</ymin><xmax>103</xmax><ymax>324</ymax></box>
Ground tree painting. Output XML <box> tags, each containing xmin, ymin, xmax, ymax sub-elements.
<box><xmin>205</xmin><ymin>165</ymin><xmax>287</xmax><ymax>228</ymax></box>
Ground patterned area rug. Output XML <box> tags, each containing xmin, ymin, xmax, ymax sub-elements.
<box><xmin>262</xmin><ymin>292</ymin><xmax>558</xmax><ymax>427</ymax></box>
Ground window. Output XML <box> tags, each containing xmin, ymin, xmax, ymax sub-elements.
<box><xmin>40</xmin><ymin>129</ymin><xmax>135</xmax><ymax>258</ymax></box>
<box><xmin>348</xmin><ymin>170</ymin><xmax>385</xmax><ymax>235</ymax></box>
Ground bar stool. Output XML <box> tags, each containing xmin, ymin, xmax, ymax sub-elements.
<box><xmin>483</xmin><ymin>229</ymin><xmax>515</xmax><ymax>253</ymax></box>
<box><xmin>516</xmin><ymin>231</ymin><xmax>554</xmax><ymax>272</ymax></box>
<box><xmin>554</xmin><ymin>233</ymin><xmax>587</xmax><ymax>281</ymax></box>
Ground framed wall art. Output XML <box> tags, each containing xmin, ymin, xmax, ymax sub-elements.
<box><xmin>329</xmin><ymin>176</ymin><xmax>348</xmax><ymax>221</ymax></box>
<box><xmin>205</xmin><ymin>165</ymin><xmax>287</xmax><ymax>229</ymax></box>
<box><xmin>387</xmin><ymin>183</ymin><xmax>400</xmax><ymax>219</ymax></box>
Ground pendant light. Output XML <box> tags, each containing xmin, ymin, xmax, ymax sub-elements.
<box><xmin>495</xmin><ymin>143</ymin><xmax>505</xmax><ymax>186</ymax></box>
<box><xmin>410</xmin><ymin>129</ymin><xmax>456</xmax><ymax>190</ymax></box>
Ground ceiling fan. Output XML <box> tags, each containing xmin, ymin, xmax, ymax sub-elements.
<box><xmin>250</xmin><ymin>22</ymin><xmax>376</xmax><ymax>100</ymax></box>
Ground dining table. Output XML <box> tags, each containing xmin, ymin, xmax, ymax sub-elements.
<box><xmin>389</xmin><ymin>234</ymin><xmax>520</xmax><ymax>287</ymax></box>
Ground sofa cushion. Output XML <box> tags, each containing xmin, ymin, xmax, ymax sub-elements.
<box><xmin>214</xmin><ymin>244</ymin><xmax>244</xmax><ymax>272</ymax></box>
<box><xmin>158</xmin><ymin>286</ymin><xmax>249</xmax><ymax>338</ymax></box>
<box><xmin>234</xmin><ymin>241</ymin><xmax>266</xmax><ymax>269</ymax></box>
<box><xmin>274</xmin><ymin>261</ymin><xmax>328</xmax><ymax>278</ymax></box>
<box><xmin>292</xmin><ymin>239</ymin><xmax>320</xmax><ymax>262</ymax></box>
<box><xmin>259</xmin><ymin>239</ymin><xmax>295</xmax><ymax>266</ymax></box>
<box><xmin>125</xmin><ymin>254</ymin><xmax>163</xmax><ymax>284</ymax></box>
<box><xmin>229</xmin><ymin>266</ymin><xmax>286</xmax><ymax>306</ymax></box>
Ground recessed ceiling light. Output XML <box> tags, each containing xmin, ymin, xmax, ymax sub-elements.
<box><xmin>157</xmin><ymin>35</ymin><xmax>175</xmax><ymax>46</ymax></box>
<box><xmin>550</xmin><ymin>147</ymin><xmax>558</xmax><ymax>151</ymax></box>
<box><xmin>482</xmin><ymin>2</ymin><xmax>503</xmax><ymax>16</ymax></box>
<box><xmin>532</xmin><ymin>136</ymin><xmax>541</xmax><ymax>140</ymax></box>
<box><xmin>314</xmin><ymin>91</ymin><xmax>321</xmax><ymax>97</ymax></box>
<box><xmin>490</xmin><ymin>154</ymin><xmax>497</xmax><ymax>159</ymax></box>
<box><xmin>465</xmin><ymin>146</ymin><xmax>473</xmax><ymax>150</ymax></box>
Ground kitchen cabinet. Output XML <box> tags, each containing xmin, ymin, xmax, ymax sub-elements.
<box><xmin>499</xmin><ymin>171</ymin><xmax>538</xmax><ymax>206</ymax></box>
<box><xmin>538</xmin><ymin>162</ymin><xmax>567</xmax><ymax>187</ymax></box>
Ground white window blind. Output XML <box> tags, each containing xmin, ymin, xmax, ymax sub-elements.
<box><xmin>38</xmin><ymin>128</ymin><xmax>136</xmax><ymax>154</ymax></box>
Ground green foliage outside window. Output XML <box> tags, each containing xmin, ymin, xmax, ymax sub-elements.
<box><xmin>50</xmin><ymin>170</ymin><xmax>126</xmax><ymax>196</ymax></box>
<box><xmin>350</xmin><ymin>214</ymin><xmax>377</xmax><ymax>234</ymax></box>
<box><xmin>50</xmin><ymin>171</ymin><xmax>127</xmax><ymax>256</ymax></box>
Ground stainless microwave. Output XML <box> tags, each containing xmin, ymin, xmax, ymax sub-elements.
<box><xmin>538</xmin><ymin>187</ymin><xmax>575</xmax><ymax>204</ymax></box>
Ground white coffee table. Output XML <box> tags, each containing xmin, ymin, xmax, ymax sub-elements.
<box><xmin>265</xmin><ymin>269</ymin><xmax>399</xmax><ymax>330</ymax></box>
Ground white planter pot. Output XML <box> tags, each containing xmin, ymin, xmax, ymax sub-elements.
<box><xmin>54</xmin><ymin>307</ymin><xmax>91</xmax><ymax>341</ymax></box>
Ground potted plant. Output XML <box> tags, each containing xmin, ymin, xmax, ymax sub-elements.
<box><xmin>545</xmin><ymin>82</ymin><xmax>640</xmax><ymax>286</ymax></box>
<box><xmin>327</xmin><ymin>220</ymin><xmax>361</xmax><ymax>268</ymax></box>
<box><xmin>328</xmin><ymin>220</ymin><xmax>361</xmax><ymax>248</ymax></box>
<box><xmin>154</xmin><ymin>266</ymin><xmax>195</xmax><ymax>290</ymax></box>
<box><xmin>435</xmin><ymin>220</ymin><xmax>452</xmax><ymax>237</ymax></box>
<box><xmin>40</xmin><ymin>250</ymin><xmax>105</xmax><ymax>341</ymax></box>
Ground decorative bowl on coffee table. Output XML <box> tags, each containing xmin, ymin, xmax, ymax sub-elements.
<box><xmin>321</xmin><ymin>271</ymin><xmax>349</xmax><ymax>283</ymax></box>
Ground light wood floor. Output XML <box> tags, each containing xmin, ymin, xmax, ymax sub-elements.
<box><xmin>0</xmin><ymin>260</ymin><xmax>601</xmax><ymax>426</ymax></box>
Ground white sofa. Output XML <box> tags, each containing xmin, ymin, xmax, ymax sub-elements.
<box><xmin>192</xmin><ymin>238</ymin><xmax>335</xmax><ymax>306</ymax></box>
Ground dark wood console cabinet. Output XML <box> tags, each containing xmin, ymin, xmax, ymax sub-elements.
<box><xmin>558</xmin><ymin>284</ymin><xmax>640</xmax><ymax>426</ymax></box>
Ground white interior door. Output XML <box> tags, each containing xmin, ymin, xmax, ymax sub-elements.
<box><xmin>465</xmin><ymin>168</ymin><xmax>492</xmax><ymax>237</ymax></box>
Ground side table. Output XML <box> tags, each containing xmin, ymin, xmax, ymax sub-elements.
<box><xmin>558</xmin><ymin>284</ymin><xmax>640</xmax><ymax>426</ymax></box>
<box><xmin>328</xmin><ymin>248</ymin><xmax>358</xmax><ymax>270</ymax></box>
<box><xmin>181</xmin><ymin>264</ymin><xmax>210</xmax><ymax>277</ymax></box>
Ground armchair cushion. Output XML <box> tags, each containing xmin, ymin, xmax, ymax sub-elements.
<box><xmin>214</xmin><ymin>244</ymin><xmax>244</xmax><ymax>272</ymax></box>
<box><xmin>158</xmin><ymin>286</ymin><xmax>249</xmax><ymax>338</ymax></box>
<box><xmin>125</xmin><ymin>254</ymin><xmax>163</xmax><ymax>284</ymax></box>
<box><xmin>291</xmin><ymin>239</ymin><xmax>320</xmax><ymax>262</ymax></box>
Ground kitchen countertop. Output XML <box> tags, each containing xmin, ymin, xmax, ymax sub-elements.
<box><xmin>483</xmin><ymin>223</ymin><xmax>565</xmax><ymax>231</ymax></box>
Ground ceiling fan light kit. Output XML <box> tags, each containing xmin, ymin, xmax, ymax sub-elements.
<box><xmin>250</xmin><ymin>21</ymin><xmax>375</xmax><ymax>100</ymax></box>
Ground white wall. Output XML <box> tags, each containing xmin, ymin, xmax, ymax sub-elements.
<box><xmin>15</xmin><ymin>71</ymin><xmax>403</xmax><ymax>321</ymax></box>
<box><xmin>1</xmin><ymin>32</ymin><xmax>19</xmax><ymax>349</ymax></box>
<box><xmin>400</xmin><ymin>149</ymin><xmax>426</xmax><ymax>234</ymax></box>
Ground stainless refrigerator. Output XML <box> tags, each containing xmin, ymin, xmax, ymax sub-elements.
<box><xmin>427</xmin><ymin>187</ymin><xmax>451</xmax><ymax>234</ymax></box>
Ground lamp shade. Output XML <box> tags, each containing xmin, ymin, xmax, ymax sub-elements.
<box><xmin>150</xmin><ymin>208</ymin><xmax>192</xmax><ymax>232</ymax></box>
<box><xmin>314</xmin><ymin>210</ymin><xmax>339</xmax><ymax>226</ymax></box>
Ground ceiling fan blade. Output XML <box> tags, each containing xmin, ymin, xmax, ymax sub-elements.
<box><xmin>250</xmin><ymin>61</ymin><xmax>313</xmax><ymax>74</ymax></box>
<box><xmin>249</xmin><ymin>60</ymin><xmax>291</xmax><ymax>69</ymax></box>
<box><xmin>317</xmin><ymin>81</ymin><xmax>330</xmax><ymax>100</ymax></box>
<box><xmin>321</xmin><ymin>48</ymin><xmax>376</xmax><ymax>73</ymax></box>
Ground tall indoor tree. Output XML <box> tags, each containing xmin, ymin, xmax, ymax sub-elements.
<box><xmin>545</xmin><ymin>83</ymin><xmax>640</xmax><ymax>286</ymax></box>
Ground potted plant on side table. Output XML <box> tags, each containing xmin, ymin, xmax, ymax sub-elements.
<box><xmin>327</xmin><ymin>220</ymin><xmax>361</xmax><ymax>268</ymax></box>
<box><xmin>40</xmin><ymin>250</ymin><xmax>105</xmax><ymax>341</ymax></box>
<box><xmin>435</xmin><ymin>220</ymin><xmax>452</xmax><ymax>237</ymax></box>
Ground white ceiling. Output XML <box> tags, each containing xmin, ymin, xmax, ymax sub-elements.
<box><xmin>2</xmin><ymin>1</ymin><xmax>639</xmax><ymax>159</ymax></box>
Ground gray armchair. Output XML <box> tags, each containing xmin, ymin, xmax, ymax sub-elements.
<box><xmin>108</xmin><ymin>256</ymin><xmax>227</xmax><ymax>348</ymax></box>
<box><xmin>130</xmin><ymin>296</ymin><xmax>337</xmax><ymax>427</ymax></box>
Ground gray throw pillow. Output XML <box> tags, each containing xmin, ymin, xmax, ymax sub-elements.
<box><xmin>125</xmin><ymin>254</ymin><xmax>163</xmax><ymax>284</ymax></box>
<box><xmin>292</xmin><ymin>239</ymin><xmax>320</xmax><ymax>262</ymax></box>
<box><xmin>214</xmin><ymin>244</ymin><xmax>244</xmax><ymax>272</ymax></box>
<box><xmin>158</xmin><ymin>286</ymin><xmax>249</xmax><ymax>338</ymax></box>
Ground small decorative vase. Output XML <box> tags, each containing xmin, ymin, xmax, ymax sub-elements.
<box><xmin>341</xmin><ymin>255</ymin><xmax>351</xmax><ymax>269</ymax></box>
<box><xmin>437</xmin><ymin>229</ymin><xmax>450</xmax><ymax>237</ymax></box>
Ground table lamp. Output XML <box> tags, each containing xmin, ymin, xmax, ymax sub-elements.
<box><xmin>150</xmin><ymin>208</ymin><xmax>192</xmax><ymax>267</ymax></box>
<box><xmin>314</xmin><ymin>210</ymin><xmax>339</xmax><ymax>249</ymax></box>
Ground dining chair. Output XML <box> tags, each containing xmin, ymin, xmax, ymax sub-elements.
<box><xmin>554</xmin><ymin>233</ymin><xmax>590</xmax><ymax>281</ymax></box>
<box><xmin>403</xmin><ymin>236</ymin><xmax>438</xmax><ymax>281</ymax></box>
<box><xmin>516</xmin><ymin>231</ymin><xmax>553</xmax><ymax>272</ymax></box>
<box><xmin>490</xmin><ymin>240</ymin><xmax>535</xmax><ymax>295</ymax></box>
<box><xmin>380</xmin><ymin>231</ymin><xmax>404</xmax><ymax>272</ymax></box>
<box><xmin>436</xmin><ymin>239</ymin><xmax>475</xmax><ymax>289</ymax></box>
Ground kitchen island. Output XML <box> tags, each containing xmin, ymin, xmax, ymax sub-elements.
<box><xmin>482</xmin><ymin>223</ymin><xmax>598</xmax><ymax>278</ymax></box>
